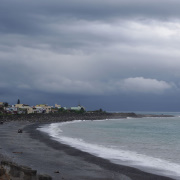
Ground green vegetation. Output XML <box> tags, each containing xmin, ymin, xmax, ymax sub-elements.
<box><xmin>57</xmin><ymin>107</ymin><xmax>85</xmax><ymax>114</ymax></box>
<box><xmin>58</xmin><ymin>107</ymin><xmax>67</xmax><ymax>113</ymax></box>
<box><xmin>3</xmin><ymin>102</ymin><xmax>9</xmax><ymax>107</ymax></box>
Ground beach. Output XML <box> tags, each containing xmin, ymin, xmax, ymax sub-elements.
<box><xmin>0</xmin><ymin>113</ymin><xmax>177</xmax><ymax>180</ymax></box>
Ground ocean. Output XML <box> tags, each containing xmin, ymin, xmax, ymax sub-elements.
<box><xmin>38</xmin><ymin>113</ymin><xmax>180</xmax><ymax>179</ymax></box>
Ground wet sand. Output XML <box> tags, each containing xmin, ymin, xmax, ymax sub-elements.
<box><xmin>0</xmin><ymin>121</ymin><xmax>176</xmax><ymax>180</ymax></box>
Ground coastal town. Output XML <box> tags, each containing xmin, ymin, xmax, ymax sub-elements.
<box><xmin>0</xmin><ymin>100</ymin><xmax>86</xmax><ymax>115</ymax></box>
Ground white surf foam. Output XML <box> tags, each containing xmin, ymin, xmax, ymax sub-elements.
<box><xmin>38</xmin><ymin>121</ymin><xmax>180</xmax><ymax>179</ymax></box>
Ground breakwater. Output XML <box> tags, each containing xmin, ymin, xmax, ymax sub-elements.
<box><xmin>0</xmin><ymin>112</ymin><xmax>135</xmax><ymax>123</ymax></box>
<box><xmin>0</xmin><ymin>112</ymin><xmax>174</xmax><ymax>123</ymax></box>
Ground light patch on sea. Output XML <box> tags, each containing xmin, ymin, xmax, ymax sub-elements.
<box><xmin>38</xmin><ymin>115</ymin><xmax>180</xmax><ymax>179</ymax></box>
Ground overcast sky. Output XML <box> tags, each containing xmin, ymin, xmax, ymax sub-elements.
<box><xmin>1</xmin><ymin>0</ymin><xmax>180</xmax><ymax>111</ymax></box>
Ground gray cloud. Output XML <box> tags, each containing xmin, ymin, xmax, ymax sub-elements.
<box><xmin>1</xmin><ymin>0</ymin><xmax>180</xmax><ymax>36</ymax></box>
<box><xmin>117</xmin><ymin>77</ymin><xmax>173</xmax><ymax>93</ymax></box>
<box><xmin>1</xmin><ymin>0</ymin><xmax>180</xmax><ymax>110</ymax></box>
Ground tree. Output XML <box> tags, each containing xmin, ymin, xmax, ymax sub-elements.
<box><xmin>80</xmin><ymin>107</ymin><xmax>85</xmax><ymax>113</ymax></box>
<box><xmin>58</xmin><ymin>107</ymin><xmax>65</xmax><ymax>113</ymax></box>
<box><xmin>3</xmin><ymin>102</ymin><xmax>9</xmax><ymax>107</ymax></box>
<box><xmin>17</xmin><ymin>99</ymin><xmax>20</xmax><ymax>104</ymax></box>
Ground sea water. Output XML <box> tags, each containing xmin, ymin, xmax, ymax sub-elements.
<box><xmin>38</xmin><ymin>114</ymin><xmax>180</xmax><ymax>179</ymax></box>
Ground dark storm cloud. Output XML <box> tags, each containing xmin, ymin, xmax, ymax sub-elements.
<box><xmin>1</xmin><ymin>0</ymin><xmax>180</xmax><ymax>110</ymax></box>
<box><xmin>1</xmin><ymin>0</ymin><xmax>180</xmax><ymax>36</ymax></box>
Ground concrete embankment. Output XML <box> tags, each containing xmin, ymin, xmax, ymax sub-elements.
<box><xmin>0</xmin><ymin>160</ymin><xmax>52</xmax><ymax>180</ymax></box>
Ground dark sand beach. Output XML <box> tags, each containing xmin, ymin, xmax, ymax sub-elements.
<box><xmin>0</xmin><ymin>114</ymin><xmax>176</xmax><ymax>180</ymax></box>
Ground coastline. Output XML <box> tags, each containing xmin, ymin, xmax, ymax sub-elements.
<box><xmin>0</xmin><ymin>113</ymin><xmax>176</xmax><ymax>180</ymax></box>
<box><xmin>0</xmin><ymin>112</ymin><xmax>174</xmax><ymax>123</ymax></box>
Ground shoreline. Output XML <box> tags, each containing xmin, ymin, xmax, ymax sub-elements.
<box><xmin>0</xmin><ymin>113</ymin><xmax>177</xmax><ymax>180</ymax></box>
<box><xmin>27</xmin><ymin>123</ymin><xmax>176</xmax><ymax>180</ymax></box>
